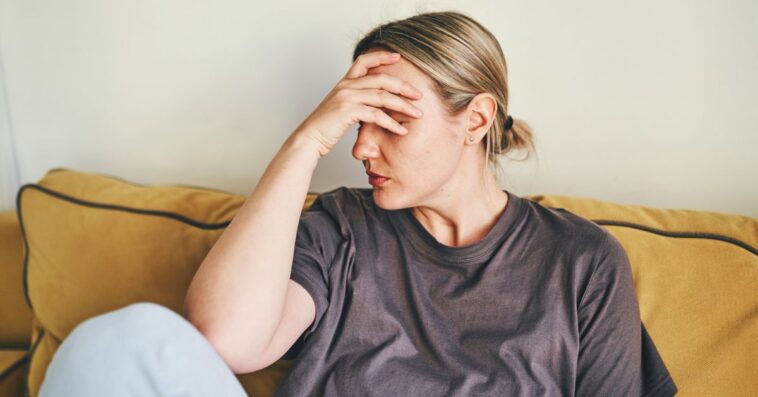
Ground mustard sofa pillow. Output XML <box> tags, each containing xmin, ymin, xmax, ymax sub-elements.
<box><xmin>18</xmin><ymin>167</ymin><xmax>317</xmax><ymax>397</ymax></box>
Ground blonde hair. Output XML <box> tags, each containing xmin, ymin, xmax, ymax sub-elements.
<box><xmin>352</xmin><ymin>11</ymin><xmax>537</xmax><ymax>183</ymax></box>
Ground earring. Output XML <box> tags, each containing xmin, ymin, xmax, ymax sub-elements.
<box><xmin>468</xmin><ymin>136</ymin><xmax>475</xmax><ymax>142</ymax></box>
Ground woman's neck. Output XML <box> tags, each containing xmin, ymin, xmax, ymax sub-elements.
<box><xmin>410</xmin><ymin>180</ymin><xmax>509</xmax><ymax>247</ymax></box>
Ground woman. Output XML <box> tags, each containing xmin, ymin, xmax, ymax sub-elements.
<box><xmin>40</xmin><ymin>10</ymin><xmax>677</xmax><ymax>397</ymax></box>
<box><xmin>188</xmin><ymin>10</ymin><xmax>676</xmax><ymax>396</ymax></box>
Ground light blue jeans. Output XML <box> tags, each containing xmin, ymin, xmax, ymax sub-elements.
<box><xmin>38</xmin><ymin>302</ymin><xmax>249</xmax><ymax>397</ymax></box>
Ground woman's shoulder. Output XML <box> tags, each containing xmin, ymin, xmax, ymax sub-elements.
<box><xmin>309</xmin><ymin>186</ymin><xmax>373</xmax><ymax>210</ymax></box>
<box><xmin>520</xmin><ymin>195</ymin><xmax>614</xmax><ymax>252</ymax></box>
<box><xmin>304</xmin><ymin>186</ymin><xmax>376</xmax><ymax>226</ymax></box>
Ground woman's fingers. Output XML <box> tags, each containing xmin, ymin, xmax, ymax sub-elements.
<box><xmin>344</xmin><ymin>73</ymin><xmax>423</xmax><ymax>102</ymax></box>
<box><xmin>344</xmin><ymin>50</ymin><xmax>401</xmax><ymax>80</ymax></box>
<box><xmin>344</xmin><ymin>88</ymin><xmax>424</xmax><ymax>120</ymax></box>
<box><xmin>357</xmin><ymin>105</ymin><xmax>408</xmax><ymax>135</ymax></box>
<box><xmin>290</xmin><ymin>50</ymin><xmax>427</xmax><ymax>157</ymax></box>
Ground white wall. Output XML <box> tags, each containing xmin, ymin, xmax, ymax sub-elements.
<box><xmin>0</xmin><ymin>40</ymin><xmax>20</xmax><ymax>211</ymax></box>
<box><xmin>1</xmin><ymin>0</ymin><xmax>756</xmax><ymax>217</ymax></box>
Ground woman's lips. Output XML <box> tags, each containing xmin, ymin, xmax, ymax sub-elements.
<box><xmin>366</xmin><ymin>170</ymin><xmax>389</xmax><ymax>186</ymax></box>
<box><xmin>368</xmin><ymin>175</ymin><xmax>389</xmax><ymax>186</ymax></box>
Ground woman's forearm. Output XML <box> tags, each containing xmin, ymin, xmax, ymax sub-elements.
<box><xmin>184</xmin><ymin>130</ymin><xmax>322</xmax><ymax>360</ymax></box>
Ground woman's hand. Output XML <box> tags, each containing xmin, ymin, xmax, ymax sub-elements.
<box><xmin>292</xmin><ymin>50</ymin><xmax>425</xmax><ymax>157</ymax></box>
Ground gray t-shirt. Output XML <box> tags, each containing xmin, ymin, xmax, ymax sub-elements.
<box><xmin>274</xmin><ymin>187</ymin><xmax>677</xmax><ymax>396</ymax></box>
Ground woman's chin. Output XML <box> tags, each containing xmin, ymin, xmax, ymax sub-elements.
<box><xmin>371</xmin><ymin>185</ymin><xmax>407</xmax><ymax>211</ymax></box>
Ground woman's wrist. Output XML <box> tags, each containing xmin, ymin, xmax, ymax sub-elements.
<box><xmin>283</xmin><ymin>129</ymin><xmax>326</xmax><ymax>160</ymax></box>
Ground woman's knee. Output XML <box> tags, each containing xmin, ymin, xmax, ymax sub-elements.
<box><xmin>100</xmin><ymin>301</ymin><xmax>188</xmax><ymax>330</ymax></box>
<box><xmin>66</xmin><ymin>301</ymin><xmax>193</xmax><ymax>350</ymax></box>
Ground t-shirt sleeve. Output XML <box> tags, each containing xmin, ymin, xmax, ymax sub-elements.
<box><xmin>281</xmin><ymin>196</ymin><xmax>342</xmax><ymax>360</ymax></box>
<box><xmin>575</xmin><ymin>232</ymin><xmax>678</xmax><ymax>396</ymax></box>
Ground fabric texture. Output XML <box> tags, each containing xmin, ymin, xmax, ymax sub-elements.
<box><xmin>276</xmin><ymin>187</ymin><xmax>678</xmax><ymax>396</ymax></box>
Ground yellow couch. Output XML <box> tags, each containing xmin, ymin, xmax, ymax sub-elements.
<box><xmin>1</xmin><ymin>167</ymin><xmax>756</xmax><ymax>397</ymax></box>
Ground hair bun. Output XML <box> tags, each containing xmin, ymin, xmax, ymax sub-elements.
<box><xmin>504</xmin><ymin>115</ymin><xmax>514</xmax><ymax>131</ymax></box>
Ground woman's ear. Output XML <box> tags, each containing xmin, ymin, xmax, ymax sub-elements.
<box><xmin>465</xmin><ymin>93</ymin><xmax>498</xmax><ymax>141</ymax></box>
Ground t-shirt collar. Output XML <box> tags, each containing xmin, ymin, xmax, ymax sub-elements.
<box><xmin>388</xmin><ymin>189</ymin><xmax>525</xmax><ymax>264</ymax></box>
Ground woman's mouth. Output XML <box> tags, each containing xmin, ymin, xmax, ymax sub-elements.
<box><xmin>366</xmin><ymin>171</ymin><xmax>389</xmax><ymax>186</ymax></box>
<box><xmin>368</xmin><ymin>176</ymin><xmax>389</xmax><ymax>186</ymax></box>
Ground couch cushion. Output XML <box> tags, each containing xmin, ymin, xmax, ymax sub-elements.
<box><xmin>0</xmin><ymin>211</ymin><xmax>34</xmax><ymax>348</ymax></box>
<box><xmin>18</xmin><ymin>168</ymin><xmax>317</xmax><ymax>397</ymax></box>
<box><xmin>527</xmin><ymin>194</ymin><xmax>757</xmax><ymax>397</ymax></box>
<box><xmin>0</xmin><ymin>348</ymin><xmax>29</xmax><ymax>397</ymax></box>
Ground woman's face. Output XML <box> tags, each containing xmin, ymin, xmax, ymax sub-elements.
<box><xmin>352</xmin><ymin>52</ymin><xmax>470</xmax><ymax>210</ymax></box>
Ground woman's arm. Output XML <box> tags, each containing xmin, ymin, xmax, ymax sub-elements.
<box><xmin>575</xmin><ymin>233</ymin><xmax>677</xmax><ymax>396</ymax></box>
<box><xmin>183</xmin><ymin>50</ymin><xmax>423</xmax><ymax>371</ymax></box>
<box><xmin>183</xmin><ymin>131</ymin><xmax>321</xmax><ymax>367</ymax></box>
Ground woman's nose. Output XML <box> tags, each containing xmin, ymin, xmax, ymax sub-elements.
<box><xmin>351</xmin><ymin>124</ymin><xmax>382</xmax><ymax>160</ymax></box>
